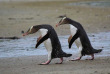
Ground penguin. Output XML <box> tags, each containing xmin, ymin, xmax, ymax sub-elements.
<box><xmin>56</xmin><ymin>16</ymin><xmax>102</xmax><ymax>61</ymax></box>
<box><xmin>23</xmin><ymin>24</ymin><xmax>72</xmax><ymax>65</ymax></box>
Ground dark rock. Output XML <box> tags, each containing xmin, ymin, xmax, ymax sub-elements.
<box><xmin>0</xmin><ymin>36</ymin><xmax>20</xmax><ymax>39</ymax></box>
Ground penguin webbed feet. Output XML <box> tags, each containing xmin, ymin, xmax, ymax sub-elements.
<box><xmin>69</xmin><ymin>54</ymin><xmax>94</xmax><ymax>61</ymax></box>
<box><xmin>86</xmin><ymin>54</ymin><xmax>94</xmax><ymax>60</ymax></box>
<box><xmin>69</xmin><ymin>56</ymin><xmax>82</xmax><ymax>61</ymax></box>
<box><xmin>69</xmin><ymin>57</ymin><xmax>81</xmax><ymax>61</ymax></box>
<box><xmin>56</xmin><ymin>57</ymin><xmax>63</xmax><ymax>64</ymax></box>
<box><xmin>38</xmin><ymin>58</ymin><xmax>64</xmax><ymax>65</ymax></box>
<box><xmin>38</xmin><ymin>60</ymin><xmax>51</xmax><ymax>65</ymax></box>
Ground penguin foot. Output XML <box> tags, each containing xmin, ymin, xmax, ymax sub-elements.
<box><xmin>56</xmin><ymin>58</ymin><xmax>63</xmax><ymax>64</ymax></box>
<box><xmin>39</xmin><ymin>63</ymin><xmax>49</xmax><ymax>65</ymax></box>
<box><xmin>38</xmin><ymin>60</ymin><xmax>51</xmax><ymax>65</ymax></box>
<box><xmin>86</xmin><ymin>54</ymin><xmax>94</xmax><ymax>60</ymax></box>
<box><xmin>69</xmin><ymin>57</ymin><xmax>81</xmax><ymax>61</ymax></box>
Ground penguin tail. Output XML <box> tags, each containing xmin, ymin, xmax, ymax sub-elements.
<box><xmin>93</xmin><ymin>49</ymin><xmax>102</xmax><ymax>53</ymax></box>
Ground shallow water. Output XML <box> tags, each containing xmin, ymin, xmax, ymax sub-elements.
<box><xmin>0</xmin><ymin>32</ymin><xmax>110</xmax><ymax>58</ymax></box>
<box><xmin>67</xmin><ymin>1</ymin><xmax>110</xmax><ymax>8</ymax></box>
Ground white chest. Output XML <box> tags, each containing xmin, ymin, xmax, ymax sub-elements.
<box><xmin>38</xmin><ymin>29</ymin><xmax>52</xmax><ymax>60</ymax></box>
<box><xmin>69</xmin><ymin>24</ymin><xmax>77</xmax><ymax>36</ymax></box>
<box><xmin>69</xmin><ymin>24</ymin><xmax>82</xmax><ymax>48</ymax></box>
<box><xmin>39</xmin><ymin>29</ymin><xmax>48</xmax><ymax>36</ymax></box>
<box><xmin>39</xmin><ymin>29</ymin><xmax>52</xmax><ymax>52</ymax></box>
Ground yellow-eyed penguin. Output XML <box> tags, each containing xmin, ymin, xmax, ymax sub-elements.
<box><xmin>23</xmin><ymin>24</ymin><xmax>72</xmax><ymax>65</ymax></box>
<box><xmin>56</xmin><ymin>16</ymin><xmax>102</xmax><ymax>61</ymax></box>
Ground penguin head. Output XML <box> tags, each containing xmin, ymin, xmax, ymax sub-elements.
<box><xmin>23</xmin><ymin>26</ymin><xmax>39</xmax><ymax>36</ymax></box>
<box><xmin>56</xmin><ymin>16</ymin><xmax>70</xmax><ymax>27</ymax></box>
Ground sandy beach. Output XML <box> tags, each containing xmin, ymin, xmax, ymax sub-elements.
<box><xmin>0</xmin><ymin>0</ymin><xmax>110</xmax><ymax>37</ymax></box>
<box><xmin>0</xmin><ymin>0</ymin><xmax>110</xmax><ymax>74</ymax></box>
<box><xmin>0</xmin><ymin>55</ymin><xmax>110</xmax><ymax>74</ymax></box>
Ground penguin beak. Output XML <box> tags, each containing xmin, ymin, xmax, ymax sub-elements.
<box><xmin>56</xmin><ymin>24</ymin><xmax>59</xmax><ymax>27</ymax></box>
<box><xmin>56</xmin><ymin>20</ymin><xmax>63</xmax><ymax>27</ymax></box>
<box><xmin>56</xmin><ymin>23</ymin><xmax>61</xmax><ymax>27</ymax></box>
<box><xmin>22</xmin><ymin>32</ymin><xmax>29</xmax><ymax>36</ymax></box>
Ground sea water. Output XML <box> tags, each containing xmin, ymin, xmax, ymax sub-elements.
<box><xmin>67</xmin><ymin>1</ymin><xmax>110</xmax><ymax>8</ymax></box>
<box><xmin>0</xmin><ymin>32</ymin><xmax>110</xmax><ymax>58</ymax></box>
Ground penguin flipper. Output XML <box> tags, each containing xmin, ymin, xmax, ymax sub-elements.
<box><xmin>69</xmin><ymin>30</ymin><xmax>79</xmax><ymax>49</ymax></box>
<box><xmin>35</xmin><ymin>31</ymin><xmax>49</xmax><ymax>48</ymax></box>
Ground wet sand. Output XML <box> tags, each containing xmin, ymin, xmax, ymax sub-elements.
<box><xmin>0</xmin><ymin>0</ymin><xmax>110</xmax><ymax>74</ymax></box>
